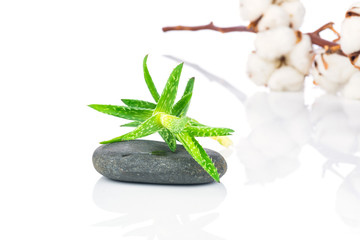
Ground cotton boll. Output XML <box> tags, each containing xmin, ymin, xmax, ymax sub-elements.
<box><xmin>311</xmin><ymin>68</ymin><xmax>342</xmax><ymax>94</ymax></box>
<box><xmin>286</xmin><ymin>34</ymin><xmax>313</xmax><ymax>75</ymax></box>
<box><xmin>341</xmin><ymin>17</ymin><xmax>360</xmax><ymax>55</ymax></box>
<box><xmin>315</xmin><ymin>76</ymin><xmax>342</xmax><ymax>94</ymax></box>
<box><xmin>247</xmin><ymin>52</ymin><xmax>279</xmax><ymax>86</ymax></box>
<box><xmin>268</xmin><ymin>66</ymin><xmax>304</xmax><ymax>91</ymax></box>
<box><xmin>239</xmin><ymin>0</ymin><xmax>272</xmax><ymax>22</ymax></box>
<box><xmin>311</xmin><ymin>61</ymin><xmax>343</xmax><ymax>94</ymax></box>
<box><xmin>257</xmin><ymin>5</ymin><xmax>290</xmax><ymax>31</ymax></box>
<box><xmin>343</xmin><ymin>72</ymin><xmax>360</xmax><ymax>100</ymax></box>
<box><xmin>255</xmin><ymin>27</ymin><xmax>297</xmax><ymax>60</ymax></box>
<box><xmin>313</xmin><ymin>53</ymin><xmax>357</xmax><ymax>84</ymax></box>
<box><xmin>281</xmin><ymin>1</ymin><xmax>305</xmax><ymax>30</ymax></box>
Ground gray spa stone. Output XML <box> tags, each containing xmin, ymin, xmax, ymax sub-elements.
<box><xmin>92</xmin><ymin>140</ymin><xmax>227</xmax><ymax>184</ymax></box>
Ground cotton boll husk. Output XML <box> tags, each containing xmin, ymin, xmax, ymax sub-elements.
<box><xmin>343</xmin><ymin>72</ymin><xmax>360</xmax><ymax>100</ymax></box>
<box><xmin>255</xmin><ymin>27</ymin><xmax>297</xmax><ymax>60</ymax></box>
<box><xmin>239</xmin><ymin>0</ymin><xmax>272</xmax><ymax>22</ymax></box>
<box><xmin>286</xmin><ymin>34</ymin><xmax>313</xmax><ymax>75</ymax></box>
<box><xmin>281</xmin><ymin>1</ymin><xmax>305</xmax><ymax>30</ymax></box>
<box><xmin>350</xmin><ymin>54</ymin><xmax>360</xmax><ymax>69</ymax></box>
<box><xmin>347</xmin><ymin>2</ymin><xmax>360</xmax><ymax>16</ymax></box>
<box><xmin>247</xmin><ymin>52</ymin><xmax>279</xmax><ymax>86</ymax></box>
<box><xmin>257</xmin><ymin>5</ymin><xmax>290</xmax><ymax>31</ymax></box>
<box><xmin>313</xmin><ymin>53</ymin><xmax>357</xmax><ymax>84</ymax></box>
<box><xmin>268</xmin><ymin>66</ymin><xmax>304</xmax><ymax>91</ymax></box>
<box><xmin>341</xmin><ymin>17</ymin><xmax>360</xmax><ymax>55</ymax></box>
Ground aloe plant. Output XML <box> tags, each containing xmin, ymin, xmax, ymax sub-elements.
<box><xmin>89</xmin><ymin>55</ymin><xmax>234</xmax><ymax>182</ymax></box>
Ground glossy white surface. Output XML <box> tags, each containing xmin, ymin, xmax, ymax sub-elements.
<box><xmin>1</xmin><ymin>0</ymin><xmax>360</xmax><ymax>239</ymax></box>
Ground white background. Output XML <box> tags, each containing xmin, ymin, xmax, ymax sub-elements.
<box><xmin>1</xmin><ymin>0</ymin><xmax>360</xmax><ymax>239</ymax></box>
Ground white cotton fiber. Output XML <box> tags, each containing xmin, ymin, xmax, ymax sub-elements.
<box><xmin>312</xmin><ymin>74</ymin><xmax>342</xmax><ymax>94</ymax></box>
<box><xmin>268</xmin><ymin>66</ymin><xmax>304</xmax><ymax>91</ymax></box>
<box><xmin>255</xmin><ymin>27</ymin><xmax>297</xmax><ymax>60</ymax></box>
<box><xmin>281</xmin><ymin>1</ymin><xmax>305</xmax><ymax>30</ymax></box>
<box><xmin>286</xmin><ymin>34</ymin><xmax>313</xmax><ymax>75</ymax></box>
<box><xmin>257</xmin><ymin>5</ymin><xmax>290</xmax><ymax>31</ymax></box>
<box><xmin>247</xmin><ymin>52</ymin><xmax>279</xmax><ymax>86</ymax></box>
<box><xmin>313</xmin><ymin>53</ymin><xmax>357</xmax><ymax>84</ymax></box>
<box><xmin>343</xmin><ymin>71</ymin><xmax>360</xmax><ymax>99</ymax></box>
<box><xmin>341</xmin><ymin>17</ymin><xmax>360</xmax><ymax>55</ymax></box>
<box><xmin>239</xmin><ymin>0</ymin><xmax>272</xmax><ymax>22</ymax></box>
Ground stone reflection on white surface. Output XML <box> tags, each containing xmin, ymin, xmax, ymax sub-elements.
<box><xmin>93</xmin><ymin>178</ymin><xmax>226</xmax><ymax>239</ymax></box>
<box><xmin>237</xmin><ymin>92</ymin><xmax>311</xmax><ymax>184</ymax></box>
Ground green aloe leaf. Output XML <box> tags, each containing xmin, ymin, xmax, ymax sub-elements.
<box><xmin>160</xmin><ymin>114</ymin><xmax>190</xmax><ymax>134</ymax></box>
<box><xmin>176</xmin><ymin>132</ymin><xmax>220</xmax><ymax>182</ymax></box>
<box><xmin>120</xmin><ymin>121</ymin><xmax>141</xmax><ymax>127</ymax></box>
<box><xmin>120</xmin><ymin>120</ymin><xmax>178</xmax><ymax>151</ymax></box>
<box><xmin>100</xmin><ymin>114</ymin><xmax>163</xmax><ymax>144</ymax></box>
<box><xmin>158</xmin><ymin>129</ymin><xmax>177</xmax><ymax>152</ymax></box>
<box><xmin>143</xmin><ymin>55</ymin><xmax>160</xmax><ymax>102</ymax></box>
<box><xmin>185</xmin><ymin>126</ymin><xmax>234</xmax><ymax>137</ymax></box>
<box><xmin>183</xmin><ymin>77</ymin><xmax>195</xmax><ymax>96</ymax></box>
<box><xmin>188</xmin><ymin>119</ymin><xmax>208</xmax><ymax>127</ymax></box>
<box><xmin>121</xmin><ymin>99</ymin><xmax>156</xmax><ymax>109</ymax></box>
<box><xmin>154</xmin><ymin>63</ymin><xmax>183</xmax><ymax>114</ymax></box>
<box><xmin>171</xmin><ymin>93</ymin><xmax>192</xmax><ymax>117</ymax></box>
<box><xmin>88</xmin><ymin>104</ymin><xmax>153</xmax><ymax>122</ymax></box>
<box><xmin>176</xmin><ymin>77</ymin><xmax>195</xmax><ymax>117</ymax></box>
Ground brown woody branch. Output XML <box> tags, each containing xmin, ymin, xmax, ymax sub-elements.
<box><xmin>163</xmin><ymin>21</ymin><xmax>342</xmax><ymax>52</ymax></box>
<box><xmin>162</xmin><ymin>22</ymin><xmax>255</xmax><ymax>34</ymax></box>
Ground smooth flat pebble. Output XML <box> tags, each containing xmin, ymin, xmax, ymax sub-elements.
<box><xmin>92</xmin><ymin>140</ymin><xmax>227</xmax><ymax>184</ymax></box>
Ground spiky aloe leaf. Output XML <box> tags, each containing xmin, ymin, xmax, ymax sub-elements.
<box><xmin>183</xmin><ymin>77</ymin><xmax>195</xmax><ymax>96</ymax></box>
<box><xmin>174</xmin><ymin>78</ymin><xmax>195</xmax><ymax>117</ymax></box>
<box><xmin>185</xmin><ymin>126</ymin><xmax>234</xmax><ymax>137</ymax></box>
<box><xmin>100</xmin><ymin>114</ymin><xmax>163</xmax><ymax>144</ymax></box>
<box><xmin>120</xmin><ymin>119</ymin><xmax>178</xmax><ymax>151</ymax></box>
<box><xmin>171</xmin><ymin>93</ymin><xmax>192</xmax><ymax>117</ymax></box>
<box><xmin>143</xmin><ymin>55</ymin><xmax>160</xmax><ymax>102</ymax></box>
<box><xmin>188</xmin><ymin>118</ymin><xmax>208</xmax><ymax>127</ymax></box>
<box><xmin>173</xmin><ymin>77</ymin><xmax>195</xmax><ymax>117</ymax></box>
<box><xmin>160</xmin><ymin>114</ymin><xmax>190</xmax><ymax>134</ymax></box>
<box><xmin>158</xmin><ymin>129</ymin><xmax>177</xmax><ymax>152</ymax></box>
<box><xmin>176</xmin><ymin>132</ymin><xmax>220</xmax><ymax>182</ymax></box>
<box><xmin>88</xmin><ymin>104</ymin><xmax>153</xmax><ymax>122</ymax></box>
<box><xmin>121</xmin><ymin>99</ymin><xmax>156</xmax><ymax>109</ymax></box>
<box><xmin>120</xmin><ymin>121</ymin><xmax>141</xmax><ymax>127</ymax></box>
<box><xmin>154</xmin><ymin>63</ymin><xmax>183</xmax><ymax>114</ymax></box>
